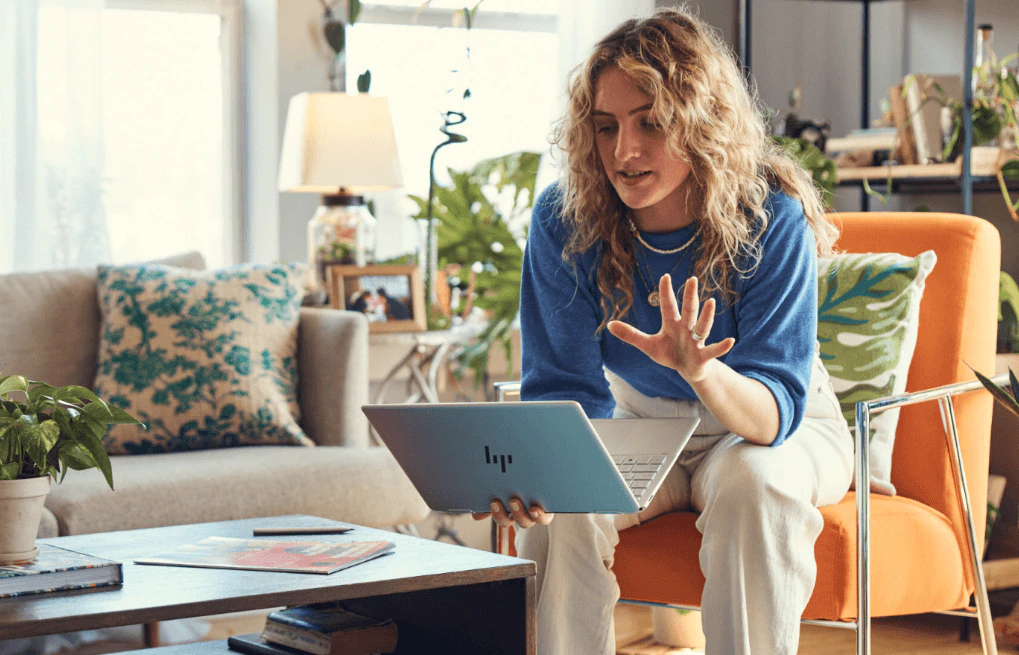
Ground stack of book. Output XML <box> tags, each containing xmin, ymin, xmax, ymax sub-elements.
<box><xmin>0</xmin><ymin>544</ymin><xmax>122</xmax><ymax>598</ymax></box>
<box><xmin>228</xmin><ymin>602</ymin><xmax>398</xmax><ymax>655</ymax></box>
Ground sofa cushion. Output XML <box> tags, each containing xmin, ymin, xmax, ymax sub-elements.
<box><xmin>94</xmin><ymin>263</ymin><xmax>312</xmax><ymax>454</ymax></box>
<box><xmin>817</xmin><ymin>251</ymin><xmax>937</xmax><ymax>495</ymax></box>
<box><xmin>613</xmin><ymin>493</ymin><xmax>966</xmax><ymax>620</ymax></box>
<box><xmin>44</xmin><ymin>446</ymin><xmax>430</xmax><ymax>535</ymax></box>
<box><xmin>0</xmin><ymin>252</ymin><xmax>206</xmax><ymax>391</ymax></box>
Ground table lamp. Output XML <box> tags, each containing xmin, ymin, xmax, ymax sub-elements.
<box><xmin>278</xmin><ymin>92</ymin><xmax>402</xmax><ymax>293</ymax></box>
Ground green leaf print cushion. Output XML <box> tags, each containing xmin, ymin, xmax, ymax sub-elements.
<box><xmin>817</xmin><ymin>250</ymin><xmax>937</xmax><ymax>495</ymax></box>
<box><xmin>94</xmin><ymin>263</ymin><xmax>314</xmax><ymax>454</ymax></box>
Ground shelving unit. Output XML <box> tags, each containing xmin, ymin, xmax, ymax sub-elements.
<box><xmin>738</xmin><ymin>0</ymin><xmax>992</xmax><ymax>215</ymax></box>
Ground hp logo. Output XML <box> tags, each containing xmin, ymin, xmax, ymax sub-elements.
<box><xmin>485</xmin><ymin>446</ymin><xmax>513</xmax><ymax>473</ymax></box>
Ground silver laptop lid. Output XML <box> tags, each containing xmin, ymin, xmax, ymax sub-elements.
<box><xmin>362</xmin><ymin>402</ymin><xmax>698</xmax><ymax>514</ymax></box>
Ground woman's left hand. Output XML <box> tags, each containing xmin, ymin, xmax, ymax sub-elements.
<box><xmin>608</xmin><ymin>274</ymin><xmax>735</xmax><ymax>384</ymax></box>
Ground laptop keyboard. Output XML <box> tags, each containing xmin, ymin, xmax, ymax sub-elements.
<box><xmin>613</xmin><ymin>455</ymin><xmax>667</xmax><ymax>495</ymax></box>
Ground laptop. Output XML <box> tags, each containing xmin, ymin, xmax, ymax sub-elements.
<box><xmin>361</xmin><ymin>401</ymin><xmax>699</xmax><ymax>514</ymax></box>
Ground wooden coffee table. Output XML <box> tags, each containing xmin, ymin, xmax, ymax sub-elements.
<box><xmin>0</xmin><ymin>515</ymin><xmax>536</xmax><ymax>654</ymax></box>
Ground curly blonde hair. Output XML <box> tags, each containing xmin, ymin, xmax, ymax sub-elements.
<box><xmin>554</xmin><ymin>5</ymin><xmax>838</xmax><ymax>333</ymax></box>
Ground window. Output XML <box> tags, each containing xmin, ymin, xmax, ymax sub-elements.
<box><xmin>347</xmin><ymin>2</ymin><xmax>560</xmax><ymax>260</ymax></box>
<box><xmin>38</xmin><ymin>0</ymin><xmax>242</xmax><ymax>268</ymax></box>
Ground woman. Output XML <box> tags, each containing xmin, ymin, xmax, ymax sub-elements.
<box><xmin>473</xmin><ymin>7</ymin><xmax>853</xmax><ymax>655</ymax></box>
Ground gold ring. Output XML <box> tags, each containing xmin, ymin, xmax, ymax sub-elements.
<box><xmin>690</xmin><ymin>329</ymin><xmax>707</xmax><ymax>342</ymax></box>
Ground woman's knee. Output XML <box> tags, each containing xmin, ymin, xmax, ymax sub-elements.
<box><xmin>699</xmin><ymin>442</ymin><xmax>811</xmax><ymax>517</ymax></box>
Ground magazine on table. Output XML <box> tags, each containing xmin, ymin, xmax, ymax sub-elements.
<box><xmin>135</xmin><ymin>537</ymin><xmax>394</xmax><ymax>574</ymax></box>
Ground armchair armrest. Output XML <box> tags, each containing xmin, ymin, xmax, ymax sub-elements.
<box><xmin>853</xmin><ymin>373</ymin><xmax>1005</xmax><ymax>652</ymax></box>
<box><xmin>298</xmin><ymin>308</ymin><xmax>371</xmax><ymax>448</ymax></box>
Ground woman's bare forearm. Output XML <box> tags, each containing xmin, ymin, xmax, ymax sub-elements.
<box><xmin>687</xmin><ymin>359</ymin><xmax>780</xmax><ymax>445</ymax></box>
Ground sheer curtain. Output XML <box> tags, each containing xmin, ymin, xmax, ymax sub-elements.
<box><xmin>0</xmin><ymin>0</ymin><xmax>110</xmax><ymax>275</ymax></box>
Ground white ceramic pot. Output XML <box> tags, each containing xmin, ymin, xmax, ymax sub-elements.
<box><xmin>0</xmin><ymin>476</ymin><xmax>51</xmax><ymax>564</ymax></box>
<box><xmin>652</xmin><ymin>606</ymin><xmax>706</xmax><ymax>649</ymax></box>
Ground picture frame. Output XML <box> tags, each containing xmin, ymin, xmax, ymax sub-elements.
<box><xmin>326</xmin><ymin>264</ymin><xmax>427</xmax><ymax>333</ymax></box>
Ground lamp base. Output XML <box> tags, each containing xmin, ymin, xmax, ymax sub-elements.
<box><xmin>307</xmin><ymin>193</ymin><xmax>378</xmax><ymax>294</ymax></box>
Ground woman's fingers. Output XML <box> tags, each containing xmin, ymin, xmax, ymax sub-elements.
<box><xmin>692</xmin><ymin>297</ymin><xmax>716</xmax><ymax>344</ymax></box>
<box><xmin>471</xmin><ymin>512</ymin><xmax>490</xmax><ymax>521</ymax></box>
<box><xmin>507</xmin><ymin>498</ymin><xmax>536</xmax><ymax>529</ymax></box>
<box><xmin>659</xmin><ymin>274</ymin><xmax>681</xmax><ymax>322</ymax></box>
<box><xmin>527</xmin><ymin>503</ymin><xmax>554</xmax><ymax>526</ymax></box>
<box><xmin>607</xmin><ymin>320</ymin><xmax>654</xmax><ymax>353</ymax></box>
<box><xmin>702</xmin><ymin>337</ymin><xmax>736</xmax><ymax>360</ymax></box>
<box><xmin>682</xmin><ymin>276</ymin><xmax>699</xmax><ymax>330</ymax></box>
<box><xmin>489</xmin><ymin>501</ymin><xmax>514</xmax><ymax>528</ymax></box>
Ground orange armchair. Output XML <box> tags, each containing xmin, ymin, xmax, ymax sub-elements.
<box><xmin>498</xmin><ymin>212</ymin><xmax>1002</xmax><ymax>655</ymax></box>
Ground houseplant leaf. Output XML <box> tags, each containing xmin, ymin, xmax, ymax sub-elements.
<box><xmin>0</xmin><ymin>462</ymin><xmax>19</xmax><ymax>480</ymax></box>
<box><xmin>74</xmin><ymin>427</ymin><xmax>114</xmax><ymax>490</ymax></box>
<box><xmin>58</xmin><ymin>441</ymin><xmax>97</xmax><ymax>471</ymax></box>
<box><xmin>53</xmin><ymin>385</ymin><xmax>106</xmax><ymax>408</ymax></box>
<box><xmin>0</xmin><ymin>375</ymin><xmax>29</xmax><ymax>397</ymax></box>
<box><xmin>970</xmin><ymin>365</ymin><xmax>1019</xmax><ymax>419</ymax></box>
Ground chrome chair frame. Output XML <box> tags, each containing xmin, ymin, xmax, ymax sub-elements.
<box><xmin>492</xmin><ymin>377</ymin><xmax>1003</xmax><ymax>655</ymax></box>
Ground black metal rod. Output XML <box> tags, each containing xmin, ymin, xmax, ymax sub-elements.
<box><xmin>860</xmin><ymin>0</ymin><xmax>871</xmax><ymax>212</ymax></box>
<box><xmin>962</xmin><ymin>0</ymin><xmax>975</xmax><ymax>215</ymax></box>
<box><xmin>739</xmin><ymin>0</ymin><xmax>752</xmax><ymax>74</ymax></box>
<box><xmin>861</xmin><ymin>0</ymin><xmax>870</xmax><ymax>130</ymax></box>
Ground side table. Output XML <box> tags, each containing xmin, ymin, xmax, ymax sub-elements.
<box><xmin>369</xmin><ymin>322</ymin><xmax>485</xmax><ymax>411</ymax></box>
<box><xmin>370</xmin><ymin>323</ymin><xmax>485</xmax><ymax>547</ymax></box>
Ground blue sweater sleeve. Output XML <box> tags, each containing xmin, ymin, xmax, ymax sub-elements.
<box><xmin>519</xmin><ymin>186</ymin><xmax>615</xmax><ymax>418</ymax></box>
<box><xmin>723</xmin><ymin>192</ymin><xmax>817</xmax><ymax>446</ymax></box>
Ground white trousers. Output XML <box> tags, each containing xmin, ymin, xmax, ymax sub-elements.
<box><xmin>515</xmin><ymin>354</ymin><xmax>855</xmax><ymax>655</ymax></box>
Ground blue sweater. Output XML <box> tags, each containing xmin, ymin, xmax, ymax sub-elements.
<box><xmin>519</xmin><ymin>184</ymin><xmax>818</xmax><ymax>447</ymax></box>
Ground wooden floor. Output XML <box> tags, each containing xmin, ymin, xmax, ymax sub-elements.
<box><xmin>25</xmin><ymin>604</ymin><xmax>996</xmax><ymax>654</ymax></box>
<box><xmin>614</xmin><ymin>604</ymin><xmax>989</xmax><ymax>654</ymax></box>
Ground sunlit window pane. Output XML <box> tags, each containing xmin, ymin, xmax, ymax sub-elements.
<box><xmin>346</xmin><ymin>22</ymin><xmax>558</xmax><ymax>258</ymax></box>
<box><xmin>100</xmin><ymin>9</ymin><xmax>231</xmax><ymax>267</ymax></box>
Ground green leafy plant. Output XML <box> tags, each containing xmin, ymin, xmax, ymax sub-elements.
<box><xmin>772</xmin><ymin>135</ymin><xmax>837</xmax><ymax>209</ymax></box>
<box><xmin>409</xmin><ymin>151</ymin><xmax>540</xmax><ymax>389</ymax></box>
<box><xmin>999</xmin><ymin>271</ymin><xmax>1019</xmax><ymax>353</ymax></box>
<box><xmin>904</xmin><ymin>56</ymin><xmax>1019</xmax><ymax>218</ymax></box>
<box><xmin>971</xmin><ymin>365</ymin><xmax>1019</xmax><ymax>422</ymax></box>
<box><xmin>0</xmin><ymin>375</ymin><xmax>142</xmax><ymax>488</ymax></box>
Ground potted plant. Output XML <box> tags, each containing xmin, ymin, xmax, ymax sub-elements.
<box><xmin>912</xmin><ymin>49</ymin><xmax>1019</xmax><ymax>219</ymax></box>
<box><xmin>0</xmin><ymin>374</ymin><xmax>141</xmax><ymax>564</ymax></box>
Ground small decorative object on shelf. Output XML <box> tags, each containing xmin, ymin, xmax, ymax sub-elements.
<box><xmin>326</xmin><ymin>264</ymin><xmax>426</xmax><ymax>334</ymax></box>
<box><xmin>0</xmin><ymin>375</ymin><xmax>140</xmax><ymax>564</ymax></box>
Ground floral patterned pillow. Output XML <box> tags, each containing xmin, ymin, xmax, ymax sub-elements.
<box><xmin>94</xmin><ymin>263</ymin><xmax>313</xmax><ymax>454</ymax></box>
<box><xmin>817</xmin><ymin>250</ymin><xmax>937</xmax><ymax>495</ymax></box>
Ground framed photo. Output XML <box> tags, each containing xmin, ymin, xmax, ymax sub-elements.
<box><xmin>326</xmin><ymin>264</ymin><xmax>426</xmax><ymax>333</ymax></box>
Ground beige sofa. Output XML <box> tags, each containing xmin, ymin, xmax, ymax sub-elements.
<box><xmin>0</xmin><ymin>253</ymin><xmax>430</xmax><ymax>538</ymax></box>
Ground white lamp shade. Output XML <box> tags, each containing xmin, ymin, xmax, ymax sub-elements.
<box><xmin>278</xmin><ymin>92</ymin><xmax>403</xmax><ymax>194</ymax></box>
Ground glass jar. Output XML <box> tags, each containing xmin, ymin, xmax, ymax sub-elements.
<box><xmin>307</xmin><ymin>195</ymin><xmax>377</xmax><ymax>292</ymax></box>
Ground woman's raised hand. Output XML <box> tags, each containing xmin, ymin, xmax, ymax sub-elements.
<box><xmin>607</xmin><ymin>274</ymin><xmax>735</xmax><ymax>383</ymax></box>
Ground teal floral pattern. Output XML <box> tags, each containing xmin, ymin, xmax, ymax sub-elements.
<box><xmin>94</xmin><ymin>263</ymin><xmax>313</xmax><ymax>454</ymax></box>
<box><xmin>817</xmin><ymin>251</ymin><xmax>936</xmax><ymax>495</ymax></box>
